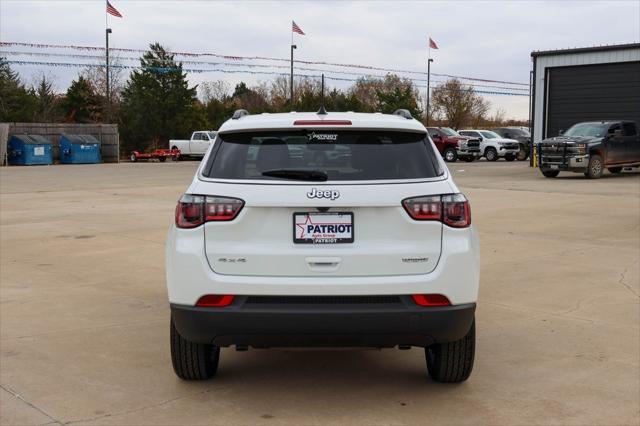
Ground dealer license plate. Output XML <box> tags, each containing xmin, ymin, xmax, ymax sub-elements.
<box><xmin>293</xmin><ymin>212</ymin><xmax>354</xmax><ymax>244</ymax></box>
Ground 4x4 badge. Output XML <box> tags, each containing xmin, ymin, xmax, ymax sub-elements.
<box><xmin>307</xmin><ymin>188</ymin><xmax>340</xmax><ymax>200</ymax></box>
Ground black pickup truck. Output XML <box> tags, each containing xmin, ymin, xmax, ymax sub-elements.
<box><xmin>538</xmin><ymin>121</ymin><xmax>640</xmax><ymax>179</ymax></box>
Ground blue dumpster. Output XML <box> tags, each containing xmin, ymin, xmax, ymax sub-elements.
<box><xmin>59</xmin><ymin>134</ymin><xmax>102</xmax><ymax>164</ymax></box>
<box><xmin>8</xmin><ymin>135</ymin><xmax>53</xmax><ymax>165</ymax></box>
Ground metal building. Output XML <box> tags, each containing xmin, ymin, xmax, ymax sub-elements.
<box><xmin>531</xmin><ymin>43</ymin><xmax>640</xmax><ymax>143</ymax></box>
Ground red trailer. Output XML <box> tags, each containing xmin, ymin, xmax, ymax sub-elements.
<box><xmin>129</xmin><ymin>148</ymin><xmax>181</xmax><ymax>162</ymax></box>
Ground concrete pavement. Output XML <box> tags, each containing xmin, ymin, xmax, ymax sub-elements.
<box><xmin>1</xmin><ymin>161</ymin><xmax>638</xmax><ymax>425</ymax></box>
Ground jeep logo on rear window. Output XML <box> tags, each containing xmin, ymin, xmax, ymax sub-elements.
<box><xmin>307</xmin><ymin>188</ymin><xmax>340</xmax><ymax>200</ymax></box>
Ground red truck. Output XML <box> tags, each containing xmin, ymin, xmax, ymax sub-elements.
<box><xmin>426</xmin><ymin>127</ymin><xmax>481</xmax><ymax>162</ymax></box>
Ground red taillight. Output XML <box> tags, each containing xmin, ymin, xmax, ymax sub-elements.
<box><xmin>293</xmin><ymin>120</ymin><xmax>352</xmax><ymax>126</ymax></box>
<box><xmin>442</xmin><ymin>194</ymin><xmax>471</xmax><ymax>228</ymax></box>
<box><xmin>402</xmin><ymin>194</ymin><xmax>471</xmax><ymax>228</ymax></box>
<box><xmin>402</xmin><ymin>196</ymin><xmax>441</xmax><ymax>220</ymax></box>
<box><xmin>204</xmin><ymin>197</ymin><xmax>244</xmax><ymax>221</ymax></box>
<box><xmin>175</xmin><ymin>195</ymin><xmax>244</xmax><ymax>228</ymax></box>
<box><xmin>196</xmin><ymin>295</ymin><xmax>235</xmax><ymax>307</ymax></box>
<box><xmin>412</xmin><ymin>294</ymin><xmax>451</xmax><ymax>307</ymax></box>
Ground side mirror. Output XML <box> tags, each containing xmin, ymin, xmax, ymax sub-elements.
<box><xmin>558</xmin><ymin>129</ymin><xmax>564</xmax><ymax>136</ymax></box>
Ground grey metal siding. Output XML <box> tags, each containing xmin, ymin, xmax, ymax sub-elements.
<box><xmin>532</xmin><ymin>46</ymin><xmax>640</xmax><ymax>142</ymax></box>
<box><xmin>545</xmin><ymin>61</ymin><xmax>640</xmax><ymax>138</ymax></box>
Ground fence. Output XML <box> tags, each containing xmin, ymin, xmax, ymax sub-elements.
<box><xmin>0</xmin><ymin>123</ymin><xmax>119</xmax><ymax>165</ymax></box>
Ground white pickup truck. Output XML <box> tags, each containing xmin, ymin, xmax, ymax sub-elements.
<box><xmin>170</xmin><ymin>131</ymin><xmax>217</xmax><ymax>157</ymax></box>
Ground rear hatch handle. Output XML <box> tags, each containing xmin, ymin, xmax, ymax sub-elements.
<box><xmin>305</xmin><ymin>257</ymin><xmax>342</xmax><ymax>272</ymax></box>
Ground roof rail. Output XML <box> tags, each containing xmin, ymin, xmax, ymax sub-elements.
<box><xmin>232</xmin><ymin>109</ymin><xmax>249</xmax><ymax>120</ymax></box>
<box><xmin>393</xmin><ymin>109</ymin><xmax>413</xmax><ymax>120</ymax></box>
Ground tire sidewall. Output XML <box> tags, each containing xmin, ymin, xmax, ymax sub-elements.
<box><xmin>587</xmin><ymin>155</ymin><xmax>603</xmax><ymax>179</ymax></box>
<box><xmin>444</xmin><ymin>148</ymin><xmax>457</xmax><ymax>162</ymax></box>
<box><xmin>485</xmin><ymin>148</ymin><xmax>498</xmax><ymax>161</ymax></box>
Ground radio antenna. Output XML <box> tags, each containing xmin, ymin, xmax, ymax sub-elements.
<box><xmin>317</xmin><ymin>74</ymin><xmax>328</xmax><ymax>115</ymax></box>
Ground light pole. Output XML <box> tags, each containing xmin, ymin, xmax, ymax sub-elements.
<box><xmin>426</xmin><ymin>58</ymin><xmax>433</xmax><ymax>126</ymax></box>
<box><xmin>290</xmin><ymin>44</ymin><xmax>297</xmax><ymax>111</ymax></box>
<box><xmin>106</xmin><ymin>28</ymin><xmax>112</xmax><ymax>123</ymax></box>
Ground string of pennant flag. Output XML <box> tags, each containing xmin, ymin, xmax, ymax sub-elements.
<box><xmin>0</xmin><ymin>58</ymin><xmax>530</xmax><ymax>97</ymax></box>
<box><xmin>0</xmin><ymin>49</ymin><xmax>530</xmax><ymax>92</ymax></box>
<box><xmin>0</xmin><ymin>41</ymin><xmax>529</xmax><ymax>88</ymax></box>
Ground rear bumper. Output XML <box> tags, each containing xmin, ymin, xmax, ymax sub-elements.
<box><xmin>171</xmin><ymin>297</ymin><xmax>476</xmax><ymax>347</ymax></box>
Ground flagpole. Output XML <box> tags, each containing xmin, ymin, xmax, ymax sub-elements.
<box><xmin>290</xmin><ymin>25</ymin><xmax>296</xmax><ymax>111</ymax></box>
<box><xmin>426</xmin><ymin>43</ymin><xmax>433</xmax><ymax>126</ymax></box>
<box><xmin>105</xmin><ymin>2</ymin><xmax>111</xmax><ymax>123</ymax></box>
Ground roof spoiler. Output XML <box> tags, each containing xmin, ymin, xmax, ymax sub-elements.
<box><xmin>393</xmin><ymin>109</ymin><xmax>413</xmax><ymax>120</ymax></box>
<box><xmin>232</xmin><ymin>109</ymin><xmax>249</xmax><ymax>120</ymax></box>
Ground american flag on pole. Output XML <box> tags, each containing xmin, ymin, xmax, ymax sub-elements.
<box><xmin>107</xmin><ymin>0</ymin><xmax>123</xmax><ymax>18</ymax></box>
<box><xmin>429</xmin><ymin>37</ymin><xmax>439</xmax><ymax>49</ymax></box>
<box><xmin>292</xmin><ymin>21</ymin><xmax>305</xmax><ymax>35</ymax></box>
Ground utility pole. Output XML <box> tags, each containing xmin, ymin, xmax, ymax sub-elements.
<box><xmin>106</xmin><ymin>28</ymin><xmax>112</xmax><ymax>123</ymax></box>
<box><xmin>426</xmin><ymin>58</ymin><xmax>433</xmax><ymax>126</ymax></box>
<box><xmin>290</xmin><ymin>44</ymin><xmax>297</xmax><ymax>111</ymax></box>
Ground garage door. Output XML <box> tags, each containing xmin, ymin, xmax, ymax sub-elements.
<box><xmin>545</xmin><ymin>61</ymin><xmax>640</xmax><ymax>138</ymax></box>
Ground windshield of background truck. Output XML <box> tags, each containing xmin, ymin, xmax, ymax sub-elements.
<box><xmin>440</xmin><ymin>128</ymin><xmax>458</xmax><ymax>137</ymax></box>
<box><xmin>564</xmin><ymin>123</ymin><xmax>608</xmax><ymax>138</ymax></box>
<box><xmin>507</xmin><ymin>129</ymin><xmax>529</xmax><ymax>137</ymax></box>
<box><xmin>480</xmin><ymin>131</ymin><xmax>500</xmax><ymax>139</ymax></box>
<box><xmin>204</xmin><ymin>130</ymin><xmax>443</xmax><ymax>181</ymax></box>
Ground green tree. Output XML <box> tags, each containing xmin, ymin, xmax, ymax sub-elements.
<box><xmin>119</xmin><ymin>43</ymin><xmax>204</xmax><ymax>152</ymax></box>
<box><xmin>377</xmin><ymin>86</ymin><xmax>421</xmax><ymax>116</ymax></box>
<box><xmin>62</xmin><ymin>76</ymin><xmax>100</xmax><ymax>123</ymax></box>
<box><xmin>32</xmin><ymin>74</ymin><xmax>60</xmax><ymax>122</ymax></box>
<box><xmin>0</xmin><ymin>58</ymin><xmax>37</xmax><ymax>122</ymax></box>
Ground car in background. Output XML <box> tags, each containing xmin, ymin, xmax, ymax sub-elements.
<box><xmin>170</xmin><ymin>131</ymin><xmax>217</xmax><ymax>158</ymax></box>
<box><xmin>538</xmin><ymin>120</ymin><xmax>640</xmax><ymax>179</ymax></box>
<box><xmin>426</xmin><ymin>127</ymin><xmax>481</xmax><ymax>162</ymax></box>
<box><xmin>493</xmin><ymin>127</ymin><xmax>531</xmax><ymax>161</ymax></box>
<box><xmin>458</xmin><ymin>130</ymin><xmax>520</xmax><ymax>161</ymax></box>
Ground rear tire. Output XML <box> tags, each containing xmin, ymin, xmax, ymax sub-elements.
<box><xmin>171</xmin><ymin>146</ymin><xmax>181</xmax><ymax>161</ymax></box>
<box><xmin>516</xmin><ymin>147</ymin><xmax>529</xmax><ymax>161</ymax></box>
<box><xmin>608</xmin><ymin>167</ymin><xmax>622</xmax><ymax>174</ymax></box>
<box><xmin>541</xmin><ymin>169</ymin><xmax>560</xmax><ymax>178</ymax></box>
<box><xmin>585</xmin><ymin>154</ymin><xmax>604</xmax><ymax>179</ymax></box>
<box><xmin>170</xmin><ymin>318</ymin><xmax>220</xmax><ymax>380</ymax></box>
<box><xmin>443</xmin><ymin>148</ymin><xmax>458</xmax><ymax>162</ymax></box>
<box><xmin>485</xmin><ymin>148</ymin><xmax>498</xmax><ymax>162</ymax></box>
<box><xmin>158</xmin><ymin>156</ymin><xmax>166</xmax><ymax>162</ymax></box>
<box><xmin>426</xmin><ymin>320</ymin><xmax>475</xmax><ymax>383</ymax></box>
<box><xmin>130</xmin><ymin>153</ymin><xmax>137</xmax><ymax>163</ymax></box>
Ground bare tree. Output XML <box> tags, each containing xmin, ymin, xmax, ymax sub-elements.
<box><xmin>200</xmin><ymin>80</ymin><xmax>230</xmax><ymax>103</ymax></box>
<box><xmin>81</xmin><ymin>56</ymin><xmax>125</xmax><ymax>120</ymax></box>
<box><xmin>431</xmin><ymin>79</ymin><xmax>490</xmax><ymax>129</ymax></box>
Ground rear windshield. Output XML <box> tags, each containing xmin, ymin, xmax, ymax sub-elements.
<box><xmin>202</xmin><ymin>130</ymin><xmax>443</xmax><ymax>181</ymax></box>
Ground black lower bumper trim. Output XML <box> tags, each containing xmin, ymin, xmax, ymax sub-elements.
<box><xmin>170</xmin><ymin>297</ymin><xmax>476</xmax><ymax>348</ymax></box>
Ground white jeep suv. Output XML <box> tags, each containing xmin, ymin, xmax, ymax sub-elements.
<box><xmin>166</xmin><ymin>109</ymin><xmax>480</xmax><ymax>382</ymax></box>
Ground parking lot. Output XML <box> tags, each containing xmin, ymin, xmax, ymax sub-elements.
<box><xmin>1</xmin><ymin>161</ymin><xmax>638</xmax><ymax>425</ymax></box>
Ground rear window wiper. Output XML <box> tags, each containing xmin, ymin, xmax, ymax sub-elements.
<box><xmin>261</xmin><ymin>169</ymin><xmax>328</xmax><ymax>182</ymax></box>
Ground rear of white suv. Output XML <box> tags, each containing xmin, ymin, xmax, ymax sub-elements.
<box><xmin>166</xmin><ymin>110</ymin><xmax>480</xmax><ymax>382</ymax></box>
